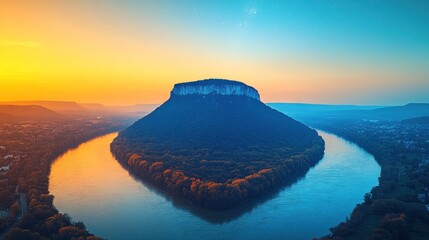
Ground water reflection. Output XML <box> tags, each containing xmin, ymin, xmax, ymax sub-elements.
<box><xmin>50</xmin><ymin>131</ymin><xmax>380</xmax><ymax>240</ymax></box>
<box><xmin>125</xmin><ymin>164</ymin><xmax>318</xmax><ymax>224</ymax></box>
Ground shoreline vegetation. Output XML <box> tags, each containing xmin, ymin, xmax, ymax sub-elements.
<box><xmin>315</xmin><ymin>120</ymin><xmax>429</xmax><ymax>240</ymax></box>
<box><xmin>110</xmin><ymin>137</ymin><xmax>324</xmax><ymax>210</ymax></box>
<box><xmin>0</xmin><ymin>116</ymin><xmax>134</xmax><ymax>240</ymax></box>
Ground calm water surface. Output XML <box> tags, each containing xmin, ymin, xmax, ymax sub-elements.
<box><xmin>49</xmin><ymin>131</ymin><xmax>380</xmax><ymax>240</ymax></box>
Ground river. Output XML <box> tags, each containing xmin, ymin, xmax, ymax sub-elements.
<box><xmin>49</xmin><ymin>131</ymin><xmax>380</xmax><ymax>240</ymax></box>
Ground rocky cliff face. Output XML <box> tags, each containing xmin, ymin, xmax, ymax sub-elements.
<box><xmin>171</xmin><ymin>79</ymin><xmax>260</xmax><ymax>101</ymax></box>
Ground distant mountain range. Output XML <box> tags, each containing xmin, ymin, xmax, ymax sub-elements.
<box><xmin>267</xmin><ymin>103</ymin><xmax>381</xmax><ymax>119</ymax></box>
<box><xmin>0</xmin><ymin>105</ymin><xmax>62</xmax><ymax>122</ymax></box>
<box><xmin>364</xmin><ymin>103</ymin><xmax>429</xmax><ymax>120</ymax></box>
<box><xmin>0</xmin><ymin>112</ymin><xmax>21</xmax><ymax>123</ymax></box>
<box><xmin>1</xmin><ymin>101</ymin><xmax>87</xmax><ymax>112</ymax></box>
<box><xmin>402</xmin><ymin>116</ymin><xmax>429</xmax><ymax>125</ymax></box>
<box><xmin>0</xmin><ymin>101</ymin><xmax>159</xmax><ymax>122</ymax></box>
<box><xmin>1</xmin><ymin>99</ymin><xmax>428</xmax><ymax>123</ymax></box>
<box><xmin>269</xmin><ymin>103</ymin><xmax>429</xmax><ymax>122</ymax></box>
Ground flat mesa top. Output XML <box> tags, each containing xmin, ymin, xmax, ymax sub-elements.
<box><xmin>171</xmin><ymin>79</ymin><xmax>260</xmax><ymax>101</ymax></box>
<box><xmin>174</xmin><ymin>78</ymin><xmax>253</xmax><ymax>87</ymax></box>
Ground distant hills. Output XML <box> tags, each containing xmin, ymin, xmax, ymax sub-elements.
<box><xmin>1</xmin><ymin>99</ymin><xmax>428</xmax><ymax>123</ymax></box>
<box><xmin>402</xmin><ymin>116</ymin><xmax>429</xmax><ymax>125</ymax></box>
<box><xmin>0</xmin><ymin>101</ymin><xmax>159</xmax><ymax>122</ymax></box>
<box><xmin>2</xmin><ymin>101</ymin><xmax>86</xmax><ymax>112</ymax></box>
<box><xmin>365</xmin><ymin>103</ymin><xmax>429</xmax><ymax>120</ymax></box>
<box><xmin>267</xmin><ymin>103</ymin><xmax>381</xmax><ymax>120</ymax></box>
<box><xmin>0</xmin><ymin>105</ymin><xmax>62</xmax><ymax>122</ymax></box>
<box><xmin>0</xmin><ymin>112</ymin><xmax>21</xmax><ymax>123</ymax></box>
<box><xmin>326</xmin><ymin>103</ymin><xmax>429</xmax><ymax>121</ymax></box>
<box><xmin>269</xmin><ymin>103</ymin><xmax>429</xmax><ymax>122</ymax></box>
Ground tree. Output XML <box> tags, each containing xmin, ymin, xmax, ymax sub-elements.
<box><xmin>364</xmin><ymin>193</ymin><xmax>372</xmax><ymax>204</ymax></box>
<box><xmin>3</xmin><ymin>228</ymin><xmax>47</xmax><ymax>240</ymax></box>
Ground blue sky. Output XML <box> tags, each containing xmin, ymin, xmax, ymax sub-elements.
<box><xmin>1</xmin><ymin>0</ymin><xmax>428</xmax><ymax>104</ymax></box>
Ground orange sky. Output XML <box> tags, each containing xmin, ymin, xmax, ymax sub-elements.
<box><xmin>1</xmin><ymin>1</ymin><xmax>428</xmax><ymax>105</ymax></box>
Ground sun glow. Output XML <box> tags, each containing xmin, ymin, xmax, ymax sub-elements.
<box><xmin>1</xmin><ymin>0</ymin><xmax>428</xmax><ymax>105</ymax></box>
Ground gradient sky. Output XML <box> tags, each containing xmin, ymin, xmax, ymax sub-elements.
<box><xmin>1</xmin><ymin>0</ymin><xmax>428</xmax><ymax>105</ymax></box>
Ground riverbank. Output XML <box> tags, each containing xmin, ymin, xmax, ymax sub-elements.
<box><xmin>0</xmin><ymin>116</ymin><xmax>133</xmax><ymax>239</ymax></box>
<box><xmin>315</xmin><ymin>120</ymin><xmax>429</xmax><ymax>239</ymax></box>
